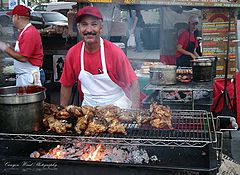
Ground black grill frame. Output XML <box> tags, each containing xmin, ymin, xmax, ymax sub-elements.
<box><xmin>0</xmin><ymin>110</ymin><xmax>221</xmax><ymax>175</ymax></box>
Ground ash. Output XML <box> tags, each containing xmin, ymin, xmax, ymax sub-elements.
<box><xmin>102</xmin><ymin>146</ymin><xmax>149</xmax><ymax>164</ymax></box>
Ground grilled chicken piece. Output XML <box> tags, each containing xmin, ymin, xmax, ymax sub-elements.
<box><xmin>150</xmin><ymin>103</ymin><xmax>172</xmax><ymax>117</ymax></box>
<box><xmin>66</xmin><ymin>105</ymin><xmax>83</xmax><ymax>118</ymax></box>
<box><xmin>44</xmin><ymin>115</ymin><xmax>72</xmax><ymax>134</ymax></box>
<box><xmin>75</xmin><ymin>116</ymin><xmax>88</xmax><ymax>134</ymax></box>
<box><xmin>43</xmin><ymin>114</ymin><xmax>53</xmax><ymax>127</ymax></box>
<box><xmin>95</xmin><ymin>104</ymin><xmax>121</xmax><ymax>114</ymax></box>
<box><xmin>44</xmin><ymin>102</ymin><xmax>58</xmax><ymax>115</ymax></box>
<box><xmin>95</xmin><ymin>105</ymin><xmax>120</xmax><ymax>120</ymax></box>
<box><xmin>44</xmin><ymin>103</ymin><xmax>128</xmax><ymax>135</ymax></box>
<box><xmin>104</xmin><ymin>116</ymin><xmax>115</xmax><ymax>124</ymax></box>
<box><xmin>94</xmin><ymin>105</ymin><xmax>126</xmax><ymax>134</ymax></box>
<box><xmin>149</xmin><ymin>102</ymin><xmax>173</xmax><ymax>129</ymax></box>
<box><xmin>107</xmin><ymin>118</ymin><xmax>126</xmax><ymax>135</ymax></box>
<box><xmin>150</xmin><ymin>103</ymin><xmax>171</xmax><ymax>114</ymax></box>
<box><xmin>95</xmin><ymin>109</ymin><xmax>114</xmax><ymax>119</ymax></box>
<box><xmin>44</xmin><ymin>103</ymin><xmax>70</xmax><ymax>119</ymax></box>
<box><xmin>136</xmin><ymin>115</ymin><xmax>150</xmax><ymax>126</ymax></box>
<box><xmin>150</xmin><ymin>118</ymin><xmax>173</xmax><ymax>129</ymax></box>
<box><xmin>43</xmin><ymin>103</ymin><xmax>52</xmax><ymax>115</ymax></box>
<box><xmin>55</xmin><ymin>108</ymin><xmax>70</xmax><ymax>119</ymax></box>
<box><xmin>82</xmin><ymin>105</ymin><xmax>95</xmax><ymax>118</ymax></box>
<box><xmin>117</xmin><ymin>111</ymin><xmax>135</xmax><ymax>122</ymax></box>
<box><xmin>84</xmin><ymin>117</ymin><xmax>108</xmax><ymax>136</ymax></box>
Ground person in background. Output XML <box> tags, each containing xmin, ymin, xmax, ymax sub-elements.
<box><xmin>0</xmin><ymin>5</ymin><xmax>43</xmax><ymax>86</ymax></box>
<box><xmin>60</xmin><ymin>6</ymin><xmax>140</xmax><ymax>109</ymax></box>
<box><xmin>176</xmin><ymin>14</ymin><xmax>200</xmax><ymax>67</ymax></box>
<box><xmin>67</xmin><ymin>4</ymin><xmax>78</xmax><ymax>37</ymax></box>
<box><xmin>131</xmin><ymin>9</ymin><xmax>144</xmax><ymax>52</ymax></box>
<box><xmin>55</xmin><ymin>57</ymin><xmax>64</xmax><ymax>81</ymax></box>
<box><xmin>40</xmin><ymin>67</ymin><xmax>45</xmax><ymax>85</ymax></box>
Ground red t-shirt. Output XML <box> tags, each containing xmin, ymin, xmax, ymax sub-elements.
<box><xmin>18</xmin><ymin>25</ymin><xmax>43</xmax><ymax>67</ymax></box>
<box><xmin>60</xmin><ymin>39</ymin><xmax>138</xmax><ymax>100</ymax></box>
<box><xmin>176</xmin><ymin>30</ymin><xmax>198</xmax><ymax>58</ymax></box>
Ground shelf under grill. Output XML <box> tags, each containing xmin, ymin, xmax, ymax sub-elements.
<box><xmin>144</xmin><ymin>81</ymin><xmax>213</xmax><ymax>91</ymax></box>
<box><xmin>0</xmin><ymin>110</ymin><xmax>217</xmax><ymax>148</ymax></box>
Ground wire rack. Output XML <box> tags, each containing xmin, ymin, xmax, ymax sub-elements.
<box><xmin>0</xmin><ymin>110</ymin><xmax>217</xmax><ymax>148</ymax></box>
<box><xmin>144</xmin><ymin>81</ymin><xmax>213</xmax><ymax>91</ymax></box>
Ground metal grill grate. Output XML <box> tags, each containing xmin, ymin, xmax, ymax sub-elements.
<box><xmin>0</xmin><ymin>110</ymin><xmax>217</xmax><ymax>147</ymax></box>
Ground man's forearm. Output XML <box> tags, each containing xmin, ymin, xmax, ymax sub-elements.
<box><xmin>177</xmin><ymin>47</ymin><xmax>192</xmax><ymax>57</ymax></box>
<box><xmin>0</xmin><ymin>42</ymin><xmax>28</xmax><ymax>62</ymax></box>
<box><xmin>60</xmin><ymin>85</ymin><xmax>72</xmax><ymax>106</ymax></box>
<box><xmin>177</xmin><ymin>47</ymin><xmax>196</xmax><ymax>59</ymax></box>
<box><xmin>5</xmin><ymin>47</ymin><xmax>28</xmax><ymax>62</ymax></box>
<box><xmin>130</xmin><ymin>80</ymin><xmax>140</xmax><ymax>109</ymax></box>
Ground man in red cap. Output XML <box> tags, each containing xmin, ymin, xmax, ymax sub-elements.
<box><xmin>60</xmin><ymin>6</ymin><xmax>140</xmax><ymax>109</ymax></box>
<box><xmin>176</xmin><ymin>14</ymin><xmax>200</xmax><ymax>67</ymax></box>
<box><xmin>0</xmin><ymin>5</ymin><xmax>43</xmax><ymax>86</ymax></box>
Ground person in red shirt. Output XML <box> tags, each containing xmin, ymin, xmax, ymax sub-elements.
<box><xmin>0</xmin><ymin>5</ymin><xmax>43</xmax><ymax>86</ymax></box>
<box><xmin>176</xmin><ymin>14</ymin><xmax>200</xmax><ymax>67</ymax></box>
<box><xmin>60</xmin><ymin>6</ymin><xmax>140</xmax><ymax>109</ymax></box>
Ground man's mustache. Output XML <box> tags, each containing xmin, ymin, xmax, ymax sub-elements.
<box><xmin>83</xmin><ymin>32</ymin><xmax>96</xmax><ymax>36</ymax></box>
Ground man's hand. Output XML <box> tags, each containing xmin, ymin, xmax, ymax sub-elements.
<box><xmin>130</xmin><ymin>80</ymin><xmax>140</xmax><ymax>109</ymax></box>
<box><xmin>190</xmin><ymin>53</ymin><xmax>197</xmax><ymax>60</ymax></box>
<box><xmin>0</xmin><ymin>41</ymin><xmax>9</xmax><ymax>52</ymax></box>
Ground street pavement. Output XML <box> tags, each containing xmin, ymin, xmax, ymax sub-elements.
<box><xmin>223</xmin><ymin>130</ymin><xmax>240</xmax><ymax>162</ymax></box>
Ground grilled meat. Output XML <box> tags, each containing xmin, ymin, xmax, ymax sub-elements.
<box><xmin>108</xmin><ymin>118</ymin><xmax>126</xmax><ymax>135</ymax></box>
<box><xmin>55</xmin><ymin>108</ymin><xmax>70</xmax><ymax>119</ymax></box>
<box><xmin>82</xmin><ymin>105</ymin><xmax>95</xmax><ymax>118</ymax></box>
<box><xmin>84</xmin><ymin>117</ymin><xmax>108</xmax><ymax>136</ymax></box>
<box><xmin>150</xmin><ymin>118</ymin><xmax>172</xmax><ymax>129</ymax></box>
<box><xmin>44</xmin><ymin>115</ymin><xmax>72</xmax><ymax>134</ymax></box>
<box><xmin>66</xmin><ymin>105</ymin><xmax>83</xmax><ymax>118</ymax></box>
<box><xmin>75</xmin><ymin>116</ymin><xmax>88</xmax><ymax>134</ymax></box>
<box><xmin>136</xmin><ymin>115</ymin><xmax>150</xmax><ymax>126</ymax></box>
<box><xmin>95</xmin><ymin>104</ymin><xmax>121</xmax><ymax>114</ymax></box>
<box><xmin>44</xmin><ymin>103</ymin><xmax>70</xmax><ymax>119</ymax></box>
<box><xmin>117</xmin><ymin>111</ymin><xmax>135</xmax><ymax>122</ymax></box>
<box><xmin>95</xmin><ymin>109</ymin><xmax>115</xmax><ymax>119</ymax></box>
<box><xmin>94</xmin><ymin>105</ymin><xmax>126</xmax><ymax>134</ymax></box>
<box><xmin>43</xmin><ymin>114</ymin><xmax>53</xmax><ymax>127</ymax></box>
<box><xmin>44</xmin><ymin>102</ymin><xmax>58</xmax><ymax>115</ymax></box>
<box><xmin>150</xmin><ymin>103</ymin><xmax>172</xmax><ymax>118</ymax></box>
<box><xmin>149</xmin><ymin>102</ymin><xmax>173</xmax><ymax>129</ymax></box>
<box><xmin>43</xmin><ymin>102</ymin><xmax>172</xmax><ymax>135</ymax></box>
<box><xmin>43</xmin><ymin>103</ymin><xmax>52</xmax><ymax>115</ymax></box>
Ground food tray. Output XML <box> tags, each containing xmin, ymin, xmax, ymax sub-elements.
<box><xmin>142</xmin><ymin>91</ymin><xmax>212</xmax><ymax>111</ymax></box>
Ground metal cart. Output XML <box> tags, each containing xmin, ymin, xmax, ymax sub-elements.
<box><xmin>143</xmin><ymin>81</ymin><xmax>213</xmax><ymax>111</ymax></box>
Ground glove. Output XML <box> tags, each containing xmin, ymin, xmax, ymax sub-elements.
<box><xmin>0</xmin><ymin>41</ymin><xmax>9</xmax><ymax>52</ymax></box>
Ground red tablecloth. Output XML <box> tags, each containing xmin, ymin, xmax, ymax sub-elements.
<box><xmin>211</xmin><ymin>74</ymin><xmax>239</xmax><ymax>125</ymax></box>
<box><xmin>236</xmin><ymin>72</ymin><xmax>240</xmax><ymax>125</ymax></box>
<box><xmin>211</xmin><ymin>78</ymin><xmax>235</xmax><ymax>113</ymax></box>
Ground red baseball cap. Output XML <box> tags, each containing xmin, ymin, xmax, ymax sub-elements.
<box><xmin>6</xmin><ymin>5</ymin><xmax>30</xmax><ymax>17</ymax></box>
<box><xmin>76</xmin><ymin>6</ymin><xmax>103</xmax><ymax>22</ymax></box>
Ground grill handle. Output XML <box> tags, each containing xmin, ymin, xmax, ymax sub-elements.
<box><xmin>213</xmin><ymin>131</ymin><xmax>223</xmax><ymax>167</ymax></box>
<box><xmin>216</xmin><ymin>116</ymin><xmax>238</xmax><ymax>131</ymax></box>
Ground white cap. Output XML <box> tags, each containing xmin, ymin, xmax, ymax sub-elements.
<box><xmin>188</xmin><ymin>14</ymin><xmax>199</xmax><ymax>24</ymax></box>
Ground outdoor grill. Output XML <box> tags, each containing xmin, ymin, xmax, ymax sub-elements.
<box><xmin>0</xmin><ymin>110</ymin><xmax>222</xmax><ymax>175</ymax></box>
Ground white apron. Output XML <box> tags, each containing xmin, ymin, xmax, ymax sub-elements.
<box><xmin>79</xmin><ymin>38</ymin><xmax>132</xmax><ymax>108</ymax></box>
<box><xmin>14</xmin><ymin>23</ymin><xmax>41</xmax><ymax>86</ymax></box>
